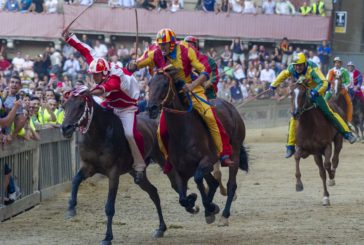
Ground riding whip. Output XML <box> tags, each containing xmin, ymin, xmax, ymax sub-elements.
<box><xmin>63</xmin><ymin>3</ymin><xmax>94</xmax><ymax>34</ymax></box>
<box><xmin>240</xmin><ymin>88</ymin><xmax>271</xmax><ymax>106</ymax></box>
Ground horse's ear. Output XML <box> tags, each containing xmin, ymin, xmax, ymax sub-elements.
<box><xmin>63</xmin><ymin>91</ymin><xmax>71</xmax><ymax>100</ymax></box>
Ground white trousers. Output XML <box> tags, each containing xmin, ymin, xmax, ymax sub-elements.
<box><xmin>113</xmin><ymin>106</ymin><xmax>146</xmax><ymax>172</ymax></box>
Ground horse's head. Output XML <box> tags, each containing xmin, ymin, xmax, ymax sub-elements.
<box><xmin>332</xmin><ymin>71</ymin><xmax>343</xmax><ymax>98</ymax></box>
<box><xmin>148</xmin><ymin>66</ymin><xmax>181</xmax><ymax>119</ymax></box>
<box><xmin>290</xmin><ymin>77</ymin><xmax>311</xmax><ymax>120</ymax></box>
<box><xmin>61</xmin><ymin>85</ymin><xmax>94</xmax><ymax>138</ymax></box>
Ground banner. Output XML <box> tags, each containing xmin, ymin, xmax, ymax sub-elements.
<box><xmin>335</xmin><ymin>11</ymin><xmax>347</xmax><ymax>33</ymax></box>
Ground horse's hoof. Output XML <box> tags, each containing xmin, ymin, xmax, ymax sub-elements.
<box><xmin>153</xmin><ymin>229</ymin><xmax>165</xmax><ymax>238</ymax></box>
<box><xmin>233</xmin><ymin>193</ymin><xmax>237</xmax><ymax>201</ymax></box>
<box><xmin>296</xmin><ymin>184</ymin><xmax>304</xmax><ymax>192</ymax></box>
<box><xmin>205</xmin><ymin>214</ymin><xmax>216</xmax><ymax>224</ymax></box>
<box><xmin>328</xmin><ymin>179</ymin><xmax>336</xmax><ymax>186</ymax></box>
<box><xmin>193</xmin><ymin>205</ymin><xmax>200</xmax><ymax>214</ymax></box>
<box><xmin>322</xmin><ymin>196</ymin><xmax>330</xmax><ymax>206</ymax></box>
<box><xmin>65</xmin><ymin>209</ymin><xmax>76</xmax><ymax>219</ymax></box>
<box><xmin>100</xmin><ymin>240</ymin><xmax>112</xmax><ymax>245</ymax></box>
<box><xmin>218</xmin><ymin>216</ymin><xmax>229</xmax><ymax>227</ymax></box>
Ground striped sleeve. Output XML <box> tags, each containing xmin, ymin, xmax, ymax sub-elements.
<box><xmin>311</xmin><ymin>67</ymin><xmax>328</xmax><ymax>95</ymax></box>
<box><xmin>66</xmin><ymin>34</ymin><xmax>96</xmax><ymax>65</ymax></box>
<box><xmin>187</xmin><ymin>46</ymin><xmax>211</xmax><ymax>79</ymax></box>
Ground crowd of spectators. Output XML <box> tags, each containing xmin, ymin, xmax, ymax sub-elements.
<box><xmin>0</xmin><ymin>0</ymin><xmax>328</xmax><ymax>16</ymax></box>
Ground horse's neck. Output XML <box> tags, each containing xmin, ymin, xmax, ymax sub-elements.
<box><xmin>83</xmin><ymin>102</ymin><xmax>111</xmax><ymax>143</ymax></box>
<box><xmin>299</xmin><ymin>109</ymin><xmax>320</xmax><ymax>133</ymax></box>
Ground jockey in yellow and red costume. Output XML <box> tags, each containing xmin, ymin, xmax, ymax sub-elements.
<box><xmin>129</xmin><ymin>28</ymin><xmax>233</xmax><ymax>171</ymax></box>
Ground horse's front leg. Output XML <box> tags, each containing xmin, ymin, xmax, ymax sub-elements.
<box><xmin>323</xmin><ymin>144</ymin><xmax>335</xmax><ymax>186</ymax></box>
<box><xmin>130</xmin><ymin>171</ymin><xmax>167</xmax><ymax>238</ymax></box>
<box><xmin>294</xmin><ymin>151</ymin><xmax>304</xmax><ymax>192</ymax></box>
<box><xmin>194</xmin><ymin>163</ymin><xmax>219</xmax><ymax>224</ymax></box>
<box><xmin>102</xmin><ymin>170</ymin><xmax>120</xmax><ymax>245</ymax></box>
<box><xmin>314</xmin><ymin>154</ymin><xmax>330</xmax><ymax>206</ymax></box>
<box><xmin>65</xmin><ymin>167</ymin><xmax>87</xmax><ymax>219</ymax></box>
<box><xmin>330</xmin><ymin>135</ymin><xmax>343</xmax><ymax>186</ymax></box>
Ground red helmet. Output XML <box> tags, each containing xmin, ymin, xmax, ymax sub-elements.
<box><xmin>88</xmin><ymin>58</ymin><xmax>110</xmax><ymax>75</ymax></box>
<box><xmin>184</xmin><ymin>36</ymin><xmax>198</xmax><ymax>47</ymax></box>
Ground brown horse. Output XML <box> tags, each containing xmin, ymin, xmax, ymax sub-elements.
<box><xmin>352</xmin><ymin>94</ymin><xmax>364</xmax><ymax>141</ymax></box>
<box><xmin>148</xmin><ymin>68</ymin><xmax>248</xmax><ymax>226</ymax></box>
<box><xmin>291</xmin><ymin>81</ymin><xmax>343</xmax><ymax>206</ymax></box>
<box><xmin>61</xmin><ymin>88</ymin><xmax>167</xmax><ymax>245</ymax></box>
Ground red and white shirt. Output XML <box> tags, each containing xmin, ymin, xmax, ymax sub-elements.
<box><xmin>66</xmin><ymin>34</ymin><xmax>140</xmax><ymax>109</ymax></box>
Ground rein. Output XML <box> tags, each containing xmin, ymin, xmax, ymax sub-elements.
<box><xmin>71</xmin><ymin>94</ymin><xmax>94</xmax><ymax>134</ymax></box>
<box><xmin>160</xmin><ymin>71</ymin><xmax>193</xmax><ymax>114</ymax></box>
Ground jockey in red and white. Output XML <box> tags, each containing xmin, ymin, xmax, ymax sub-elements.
<box><xmin>62</xmin><ymin>30</ymin><xmax>146</xmax><ymax>184</ymax></box>
<box><xmin>347</xmin><ymin>61</ymin><xmax>364</xmax><ymax>103</ymax></box>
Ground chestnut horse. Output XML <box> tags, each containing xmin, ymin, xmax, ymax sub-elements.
<box><xmin>291</xmin><ymin>81</ymin><xmax>343</xmax><ymax>206</ymax></box>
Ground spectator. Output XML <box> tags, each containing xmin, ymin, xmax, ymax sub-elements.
<box><xmin>29</xmin><ymin>0</ymin><xmax>44</xmax><ymax>13</ymax></box>
<box><xmin>230</xmin><ymin>79</ymin><xmax>243</xmax><ymax>103</ymax></box>
<box><xmin>3</xmin><ymin>164</ymin><xmax>20</xmax><ymax>205</ymax></box>
<box><xmin>229</xmin><ymin>0</ymin><xmax>243</xmax><ymax>13</ymax></box>
<box><xmin>63</xmin><ymin>54</ymin><xmax>80</xmax><ymax>81</ymax></box>
<box><xmin>117</xmin><ymin>44</ymin><xmax>130</xmax><ymax>66</ymax></box>
<box><xmin>308</xmin><ymin>50</ymin><xmax>321</xmax><ymax>68</ymax></box>
<box><xmin>299</xmin><ymin>1</ymin><xmax>311</xmax><ymax>16</ymax></box>
<box><xmin>233</xmin><ymin>62</ymin><xmax>245</xmax><ymax>83</ymax></box>
<box><xmin>243</xmin><ymin>0</ymin><xmax>256</xmax><ymax>14</ymax></box>
<box><xmin>217</xmin><ymin>81</ymin><xmax>232</xmax><ymax>102</ymax></box>
<box><xmin>108</xmin><ymin>0</ymin><xmax>121</xmax><ymax>8</ymax></box>
<box><xmin>79</xmin><ymin>0</ymin><xmax>93</xmax><ymax>5</ymax></box>
<box><xmin>49</xmin><ymin>47</ymin><xmax>62</xmax><ymax>79</ymax></box>
<box><xmin>311</xmin><ymin>0</ymin><xmax>325</xmax><ymax>16</ymax></box>
<box><xmin>22</xmin><ymin>55</ymin><xmax>34</xmax><ymax>79</ymax></box>
<box><xmin>12</xmin><ymin>52</ymin><xmax>25</xmax><ymax>73</ymax></box>
<box><xmin>4</xmin><ymin>0</ymin><xmax>19</xmax><ymax>11</ymax></box>
<box><xmin>280</xmin><ymin>37</ymin><xmax>290</xmax><ymax>65</ymax></box>
<box><xmin>121</xmin><ymin>0</ymin><xmax>134</xmax><ymax>7</ymax></box>
<box><xmin>33</xmin><ymin>54</ymin><xmax>47</xmax><ymax>78</ymax></box>
<box><xmin>317</xmin><ymin>40</ymin><xmax>331</xmax><ymax>74</ymax></box>
<box><xmin>94</xmin><ymin>40</ymin><xmax>108</xmax><ymax>58</ymax></box>
<box><xmin>157</xmin><ymin>0</ymin><xmax>168</xmax><ymax>11</ymax></box>
<box><xmin>81</xmin><ymin>34</ymin><xmax>93</xmax><ymax>48</ymax></box>
<box><xmin>216</xmin><ymin>0</ymin><xmax>230</xmax><ymax>14</ymax></box>
<box><xmin>220</xmin><ymin>45</ymin><xmax>231</xmax><ymax>66</ymax></box>
<box><xmin>260</xmin><ymin>61</ymin><xmax>276</xmax><ymax>90</ymax></box>
<box><xmin>230</xmin><ymin>38</ymin><xmax>245</xmax><ymax>65</ymax></box>
<box><xmin>224</xmin><ymin>60</ymin><xmax>234</xmax><ymax>78</ymax></box>
<box><xmin>0</xmin><ymin>55</ymin><xmax>11</xmax><ymax>73</ymax></box>
<box><xmin>44</xmin><ymin>0</ymin><xmax>57</xmax><ymax>13</ymax></box>
<box><xmin>170</xmin><ymin>0</ymin><xmax>180</xmax><ymax>12</ymax></box>
<box><xmin>20</xmin><ymin>0</ymin><xmax>32</xmax><ymax>12</ymax></box>
<box><xmin>275</xmin><ymin>0</ymin><xmax>295</xmax><ymax>15</ymax></box>
<box><xmin>262</xmin><ymin>0</ymin><xmax>275</xmax><ymax>14</ymax></box>
<box><xmin>62</xmin><ymin>43</ymin><xmax>74</xmax><ymax>60</ymax></box>
<box><xmin>248</xmin><ymin>44</ymin><xmax>259</xmax><ymax>64</ymax></box>
<box><xmin>202</xmin><ymin>0</ymin><xmax>216</xmax><ymax>12</ymax></box>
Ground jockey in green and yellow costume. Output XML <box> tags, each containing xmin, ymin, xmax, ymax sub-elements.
<box><xmin>270</xmin><ymin>53</ymin><xmax>356</xmax><ymax>158</ymax></box>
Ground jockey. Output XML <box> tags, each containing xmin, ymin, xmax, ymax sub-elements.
<box><xmin>184</xmin><ymin>35</ymin><xmax>219</xmax><ymax>99</ymax></box>
<box><xmin>129</xmin><ymin>28</ymin><xmax>234</xmax><ymax>168</ymax></box>
<box><xmin>62</xmin><ymin>30</ymin><xmax>146</xmax><ymax>184</ymax></box>
<box><xmin>270</xmin><ymin>53</ymin><xmax>356</xmax><ymax>158</ymax></box>
<box><xmin>347</xmin><ymin>61</ymin><xmax>364</xmax><ymax>103</ymax></box>
<box><xmin>325</xmin><ymin>56</ymin><xmax>353</xmax><ymax>122</ymax></box>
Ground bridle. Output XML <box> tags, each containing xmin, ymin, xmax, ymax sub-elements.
<box><xmin>158</xmin><ymin>71</ymin><xmax>193</xmax><ymax>114</ymax></box>
<box><xmin>292</xmin><ymin>83</ymin><xmax>315</xmax><ymax>119</ymax></box>
<box><xmin>65</xmin><ymin>87</ymin><xmax>94</xmax><ymax>134</ymax></box>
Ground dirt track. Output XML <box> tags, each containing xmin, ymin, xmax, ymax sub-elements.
<box><xmin>1</xmin><ymin>127</ymin><xmax>364</xmax><ymax>245</ymax></box>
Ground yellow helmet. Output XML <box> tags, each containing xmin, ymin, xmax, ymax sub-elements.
<box><xmin>292</xmin><ymin>52</ymin><xmax>306</xmax><ymax>65</ymax></box>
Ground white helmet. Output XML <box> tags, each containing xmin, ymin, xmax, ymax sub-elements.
<box><xmin>88</xmin><ymin>58</ymin><xmax>110</xmax><ymax>76</ymax></box>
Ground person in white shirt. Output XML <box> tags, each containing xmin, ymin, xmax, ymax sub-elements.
<box><xmin>22</xmin><ymin>55</ymin><xmax>34</xmax><ymax>79</ymax></box>
<box><xmin>12</xmin><ymin>52</ymin><xmax>25</xmax><ymax>72</ymax></box>
<box><xmin>94</xmin><ymin>40</ymin><xmax>108</xmax><ymax>58</ymax></box>
<box><xmin>80</xmin><ymin>0</ymin><xmax>93</xmax><ymax>5</ymax></box>
<box><xmin>45</xmin><ymin>0</ymin><xmax>58</xmax><ymax>13</ymax></box>
<box><xmin>275</xmin><ymin>0</ymin><xmax>295</xmax><ymax>15</ymax></box>
<box><xmin>260</xmin><ymin>62</ymin><xmax>276</xmax><ymax>85</ymax></box>
<box><xmin>262</xmin><ymin>0</ymin><xmax>275</xmax><ymax>14</ymax></box>
<box><xmin>120</xmin><ymin>0</ymin><xmax>134</xmax><ymax>8</ymax></box>
<box><xmin>229</xmin><ymin>0</ymin><xmax>243</xmax><ymax>13</ymax></box>
<box><xmin>63</xmin><ymin>54</ymin><xmax>80</xmax><ymax>80</ymax></box>
<box><xmin>243</xmin><ymin>0</ymin><xmax>256</xmax><ymax>14</ymax></box>
<box><xmin>308</xmin><ymin>50</ymin><xmax>321</xmax><ymax>69</ymax></box>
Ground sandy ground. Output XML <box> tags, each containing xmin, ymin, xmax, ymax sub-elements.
<box><xmin>1</xmin><ymin>126</ymin><xmax>364</xmax><ymax>245</ymax></box>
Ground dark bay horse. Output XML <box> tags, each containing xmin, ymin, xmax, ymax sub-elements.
<box><xmin>61</xmin><ymin>87</ymin><xmax>167</xmax><ymax>245</ymax></box>
<box><xmin>148</xmin><ymin>68</ymin><xmax>248</xmax><ymax>226</ymax></box>
<box><xmin>291</xmin><ymin>81</ymin><xmax>343</xmax><ymax>205</ymax></box>
<box><xmin>351</xmin><ymin>91</ymin><xmax>364</xmax><ymax>141</ymax></box>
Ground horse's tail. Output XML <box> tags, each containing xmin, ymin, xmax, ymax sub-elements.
<box><xmin>239</xmin><ymin>145</ymin><xmax>249</xmax><ymax>172</ymax></box>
